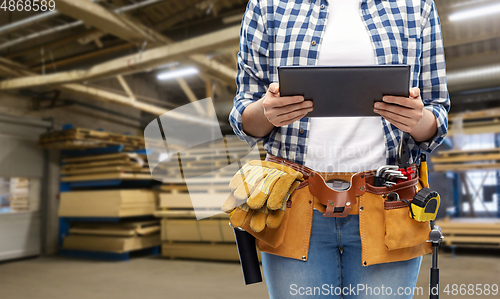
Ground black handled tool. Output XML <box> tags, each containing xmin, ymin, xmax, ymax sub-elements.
<box><xmin>233</xmin><ymin>226</ymin><xmax>263</xmax><ymax>285</ymax></box>
<box><xmin>396</xmin><ymin>138</ymin><xmax>415</xmax><ymax>182</ymax></box>
<box><xmin>429</xmin><ymin>221</ymin><xmax>443</xmax><ymax>299</ymax></box>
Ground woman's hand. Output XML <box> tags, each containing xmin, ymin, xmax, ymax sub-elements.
<box><xmin>373</xmin><ymin>87</ymin><xmax>437</xmax><ymax>142</ymax></box>
<box><xmin>373</xmin><ymin>87</ymin><xmax>424</xmax><ymax>132</ymax></box>
<box><xmin>262</xmin><ymin>83</ymin><xmax>314</xmax><ymax>127</ymax></box>
<box><xmin>241</xmin><ymin>83</ymin><xmax>313</xmax><ymax>138</ymax></box>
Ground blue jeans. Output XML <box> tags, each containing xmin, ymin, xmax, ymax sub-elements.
<box><xmin>261</xmin><ymin>210</ymin><xmax>423</xmax><ymax>299</ymax></box>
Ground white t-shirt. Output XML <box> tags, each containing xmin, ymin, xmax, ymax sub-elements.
<box><xmin>304</xmin><ymin>0</ymin><xmax>387</xmax><ymax>173</ymax></box>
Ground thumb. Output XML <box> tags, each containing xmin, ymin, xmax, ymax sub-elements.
<box><xmin>269</xmin><ymin>83</ymin><xmax>280</xmax><ymax>95</ymax></box>
<box><xmin>410</xmin><ymin>87</ymin><xmax>420</xmax><ymax>98</ymax></box>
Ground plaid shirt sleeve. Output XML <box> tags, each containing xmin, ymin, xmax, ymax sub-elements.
<box><xmin>229</xmin><ymin>0</ymin><xmax>270</xmax><ymax>148</ymax></box>
<box><xmin>417</xmin><ymin>0</ymin><xmax>450</xmax><ymax>153</ymax></box>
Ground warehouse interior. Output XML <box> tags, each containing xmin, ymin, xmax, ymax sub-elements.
<box><xmin>0</xmin><ymin>0</ymin><xmax>500</xmax><ymax>298</ymax></box>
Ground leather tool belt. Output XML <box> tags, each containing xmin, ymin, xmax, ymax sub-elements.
<box><xmin>266</xmin><ymin>153</ymin><xmax>418</xmax><ymax>218</ymax></box>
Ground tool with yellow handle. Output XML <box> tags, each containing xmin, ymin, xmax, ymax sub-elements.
<box><xmin>410</xmin><ymin>153</ymin><xmax>440</xmax><ymax>222</ymax></box>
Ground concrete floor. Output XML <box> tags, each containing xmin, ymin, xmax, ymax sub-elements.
<box><xmin>0</xmin><ymin>251</ymin><xmax>499</xmax><ymax>299</ymax></box>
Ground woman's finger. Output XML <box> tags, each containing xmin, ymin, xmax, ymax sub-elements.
<box><xmin>277</xmin><ymin>107</ymin><xmax>312</xmax><ymax>125</ymax></box>
<box><xmin>269</xmin><ymin>83</ymin><xmax>280</xmax><ymax>94</ymax></box>
<box><xmin>380</xmin><ymin>114</ymin><xmax>411</xmax><ymax>132</ymax></box>
<box><xmin>276</xmin><ymin>101</ymin><xmax>313</xmax><ymax>116</ymax></box>
<box><xmin>263</xmin><ymin>95</ymin><xmax>305</xmax><ymax>109</ymax></box>
<box><xmin>410</xmin><ymin>87</ymin><xmax>420</xmax><ymax>98</ymax></box>
<box><xmin>374</xmin><ymin>102</ymin><xmax>412</xmax><ymax>119</ymax></box>
<box><xmin>376</xmin><ymin>109</ymin><xmax>418</xmax><ymax>127</ymax></box>
<box><xmin>279</xmin><ymin>111</ymin><xmax>311</xmax><ymax>126</ymax></box>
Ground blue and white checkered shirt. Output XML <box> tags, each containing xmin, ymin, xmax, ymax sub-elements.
<box><xmin>229</xmin><ymin>0</ymin><xmax>450</xmax><ymax>166</ymax></box>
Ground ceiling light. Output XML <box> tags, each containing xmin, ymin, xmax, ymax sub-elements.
<box><xmin>449</xmin><ymin>3</ymin><xmax>500</xmax><ymax>22</ymax></box>
<box><xmin>157</xmin><ymin>67</ymin><xmax>199</xmax><ymax>81</ymax></box>
<box><xmin>158</xmin><ymin>62</ymin><xmax>180</xmax><ymax>69</ymax></box>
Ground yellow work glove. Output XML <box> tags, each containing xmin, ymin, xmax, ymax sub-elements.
<box><xmin>221</xmin><ymin>160</ymin><xmax>303</xmax><ymax>233</ymax></box>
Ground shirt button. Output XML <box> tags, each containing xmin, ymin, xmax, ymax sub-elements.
<box><xmin>299</xmin><ymin>129</ymin><xmax>304</xmax><ymax>134</ymax></box>
<box><xmin>320</xmin><ymin>4</ymin><xmax>325</xmax><ymax>9</ymax></box>
<box><xmin>311</xmin><ymin>40</ymin><xmax>316</xmax><ymax>46</ymax></box>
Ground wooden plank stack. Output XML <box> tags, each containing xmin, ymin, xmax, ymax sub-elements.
<box><xmin>155</xmin><ymin>179</ymin><xmax>241</xmax><ymax>261</ymax></box>
<box><xmin>435</xmin><ymin>218</ymin><xmax>500</xmax><ymax>248</ymax></box>
<box><xmin>62</xmin><ymin>220</ymin><xmax>161</xmax><ymax>253</ymax></box>
<box><xmin>448</xmin><ymin>108</ymin><xmax>500</xmax><ymax>136</ymax></box>
<box><xmin>49</xmin><ymin>127</ymin><xmax>162</xmax><ymax>259</ymax></box>
<box><xmin>155</xmin><ymin>136</ymin><xmax>266</xmax><ymax>261</ymax></box>
<box><xmin>38</xmin><ymin>128</ymin><xmax>144</xmax><ymax>151</ymax></box>
<box><xmin>431</xmin><ymin>148</ymin><xmax>500</xmax><ymax>172</ymax></box>
<box><xmin>9</xmin><ymin>178</ymin><xmax>30</xmax><ymax>212</ymax></box>
<box><xmin>60</xmin><ymin>152</ymin><xmax>151</xmax><ymax>182</ymax></box>
<box><xmin>59</xmin><ymin>189</ymin><xmax>157</xmax><ymax>217</ymax></box>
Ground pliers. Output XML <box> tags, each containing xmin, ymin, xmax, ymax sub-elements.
<box><xmin>396</xmin><ymin>138</ymin><xmax>415</xmax><ymax>182</ymax></box>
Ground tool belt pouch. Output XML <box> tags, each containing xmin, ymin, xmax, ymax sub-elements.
<box><xmin>241</xmin><ymin>185</ymin><xmax>310</xmax><ymax>251</ymax></box>
<box><xmin>224</xmin><ymin>160</ymin><xmax>305</xmax><ymax>250</ymax></box>
<box><xmin>360</xmin><ymin>177</ymin><xmax>432</xmax><ymax>266</ymax></box>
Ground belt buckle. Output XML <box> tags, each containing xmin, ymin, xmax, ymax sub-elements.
<box><xmin>323</xmin><ymin>192</ymin><xmax>354</xmax><ymax>218</ymax></box>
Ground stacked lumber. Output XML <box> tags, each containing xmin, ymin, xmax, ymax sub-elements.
<box><xmin>158</xmin><ymin>214</ymin><xmax>242</xmax><ymax>261</ymax></box>
<box><xmin>435</xmin><ymin>218</ymin><xmax>500</xmax><ymax>248</ymax></box>
<box><xmin>155</xmin><ymin>184</ymin><xmax>241</xmax><ymax>261</ymax></box>
<box><xmin>431</xmin><ymin>148</ymin><xmax>500</xmax><ymax>172</ymax></box>
<box><xmin>155</xmin><ymin>136</ymin><xmax>265</xmax><ymax>261</ymax></box>
<box><xmin>38</xmin><ymin>128</ymin><xmax>144</xmax><ymax>151</ymax></box>
<box><xmin>60</xmin><ymin>152</ymin><xmax>151</xmax><ymax>182</ymax></box>
<box><xmin>49</xmin><ymin>129</ymin><xmax>160</xmax><ymax>260</ymax></box>
<box><xmin>9</xmin><ymin>178</ymin><xmax>29</xmax><ymax>212</ymax></box>
<box><xmin>448</xmin><ymin>108</ymin><xmax>500</xmax><ymax>136</ymax></box>
<box><xmin>59</xmin><ymin>189</ymin><xmax>157</xmax><ymax>217</ymax></box>
<box><xmin>154</xmin><ymin>136</ymin><xmax>266</xmax><ymax>182</ymax></box>
<box><xmin>62</xmin><ymin>220</ymin><xmax>161</xmax><ymax>253</ymax></box>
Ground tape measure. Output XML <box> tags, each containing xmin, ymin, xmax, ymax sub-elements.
<box><xmin>409</xmin><ymin>188</ymin><xmax>440</xmax><ymax>222</ymax></box>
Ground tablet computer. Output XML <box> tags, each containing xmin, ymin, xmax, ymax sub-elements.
<box><xmin>277</xmin><ymin>65</ymin><xmax>410</xmax><ymax>117</ymax></box>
